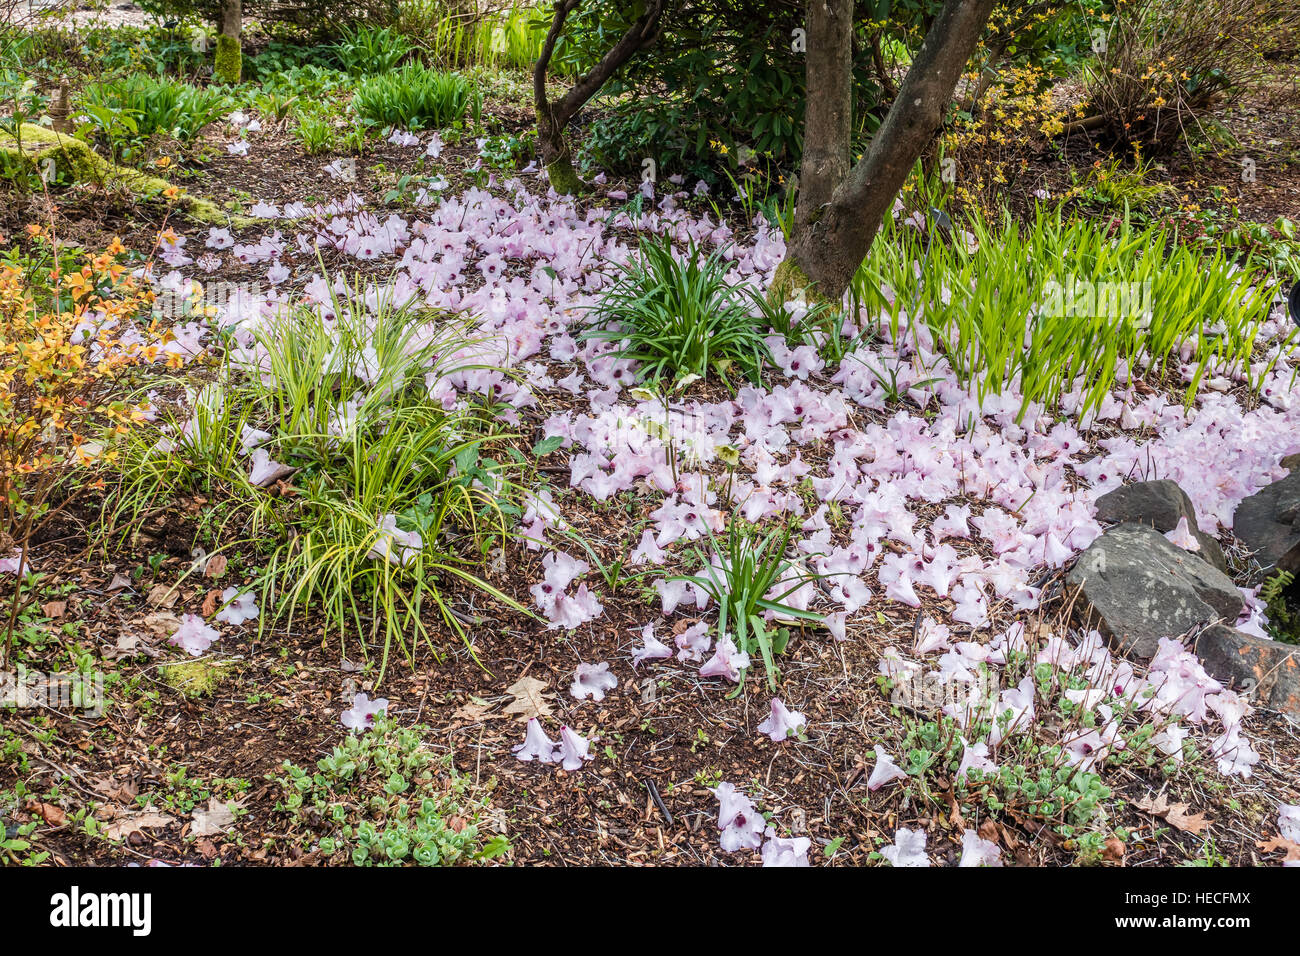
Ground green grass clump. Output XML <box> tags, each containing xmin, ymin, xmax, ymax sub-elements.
<box><xmin>352</xmin><ymin>62</ymin><xmax>480</xmax><ymax>131</ymax></box>
<box><xmin>582</xmin><ymin>234</ymin><xmax>773</xmax><ymax>389</ymax></box>
<box><xmin>80</xmin><ymin>75</ymin><xmax>230</xmax><ymax>146</ymax></box>
<box><xmin>852</xmin><ymin>203</ymin><xmax>1285</xmax><ymax>420</ymax></box>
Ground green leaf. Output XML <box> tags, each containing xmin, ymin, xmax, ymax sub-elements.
<box><xmin>530</xmin><ymin>436</ymin><xmax>563</xmax><ymax>457</ymax></box>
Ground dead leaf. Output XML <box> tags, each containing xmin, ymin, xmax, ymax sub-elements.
<box><xmin>190</xmin><ymin>798</ymin><xmax>239</xmax><ymax>837</ymax></box>
<box><xmin>90</xmin><ymin>775</ymin><xmax>138</xmax><ymax>803</ymax></box>
<box><xmin>106</xmin><ymin>572</ymin><xmax>132</xmax><ymax>592</ymax></box>
<box><xmin>1135</xmin><ymin>793</ymin><xmax>1211</xmax><ymax>834</ymax></box>
<box><xmin>102</xmin><ymin>809</ymin><xmax>175</xmax><ymax>841</ymax></box>
<box><xmin>940</xmin><ymin>787</ymin><xmax>965</xmax><ymax>828</ymax></box>
<box><xmin>203</xmin><ymin>554</ymin><xmax>228</xmax><ymax>579</ymax></box>
<box><xmin>1103</xmin><ymin>837</ymin><xmax>1126</xmax><ymax>863</ymax></box>
<box><xmin>201</xmin><ymin>589</ymin><xmax>222</xmax><ymax>618</ymax></box>
<box><xmin>1257</xmin><ymin>836</ymin><xmax>1300</xmax><ymax>861</ymax></box>
<box><xmin>141</xmin><ymin>611</ymin><xmax>180</xmax><ymax>639</ymax></box>
<box><xmin>453</xmin><ymin>696</ymin><xmax>493</xmax><ymax>721</ymax></box>
<box><xmin>42</xmin><ymin>601</ymin><xmax>66</xmax><ymax>619</ymax></box>
<box><xmin>146</xmin><ymin>584</ymin><xmax>179</xmax><ymax>608</ymax></box>
<box><xmin>26</xmin><ymin>801</ymin><xmax>67</xmax><ymax>827</ymax></box>
<box><xmin>502</xmin><ymin>676</ymin><xmax>553</xmax><ymax>721</ymax></box>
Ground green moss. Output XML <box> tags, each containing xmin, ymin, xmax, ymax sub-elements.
<box><xmin>160</xmin><ymin>659</ymin><xmax>230</xmax><ymax>698</ymax></box>
<box><xmin>767</xmin><ymin>258</ymin><xmax>835</xmax><ymax>311</ymax></box>
<box><xmin>214</xmin><ymin>34</ymin><xmax>243</xmax><ymax>85</ymax></box>
<box><xmin>0</xmin><ymin>124</ymin><xmax>251</xmax><ymax>228</ymax></box>
<box><xmin>543</xmin><ymin>153</ymin><xmax>587</xmax><ymax>196</ymax></box>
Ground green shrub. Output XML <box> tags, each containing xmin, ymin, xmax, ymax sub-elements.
<box><xmin>399</xmin><ymin>0</ymin><xmax>550</xmax><ymax>71</ymax></box>
<box><xmin>79</xmin><ymin>75</ymin><xmax>229</xmax><ymax>147</ymax></box>
<box><xmin>1086</xmin><ymin>0</ymin><xmax>1300</xmax><ymax>152</ymax></box>
<box><xmin>295</xmin><ymin>111</ymin><xmax>336</xmax><ymax>154</ymax></box>
<box><xmin>351</xmin><ymin>62</ymin><xmax>480</xmax><ymax>130</ymax></box>
<box><xmin>330</xmin><ymin>24</ymin><xmax>414</xmax><ymax>75</ymax></box>
<box><xmin>582</xmin><ymin>234</ymin><xmax>772</xmax><ymax>388</ymax></box>
<box><xmin>105</xmin><ymin>278</ymin><xmax>531</xmax><ymax>676</ymax></box>
<box><xmin>273</xmin><ymin>715</ymin><xmax>509</xmax><ymax>865</ymax></box>
<box><xmin>243</xmin><ymin>281</ymin><xmax>528</xmax><ymax>673</ymax></box>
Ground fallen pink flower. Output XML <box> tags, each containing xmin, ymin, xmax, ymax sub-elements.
<box><xmin>512</xmin><ymin>717</ymin><xmax>560</xmax><ymax>763</ymax></box>
<box><xmin>958</xmin><ymin>829</ymin><xmax>1004</xmax><ymax>867</ymax></box>
<box><xmin>1279</xmin><ymin>804</ymin><xmax>1300</xmax><ymax>844</ymax></box>
<box><xmin>712</xmin><ymin>782</ymin><xmax>764</xmax><ymax>853</ymax></box>
<box><xmin>674</xmin><ymin>621</ymin><xmax>712</xmax><ymax>662</ymax></box>
<box><xmin>957</xmin><ymin>738</ymin><xmax>998</xmax><ymax>779</ymax></box>
<box><xmin>880</xmin><ymin>827</ymin><xmax>929</xmax><ymax>867</ymax></box>
<box><xmin>761</xmin><ymin>827</ymin><xmax>811</xmax><ymax>867</ymax></box>
<box><xmin>215</xmin><ymin>588</ymin><xmax>258</xmax><ymax>625</ymax></box>
<box><xmin>169</xmin><ymin>613</ymin><xmax>220</xmax><ymax>656</ymax></box>
<box><xmin>867</xmin><ymin>745</ymin><xmax>908</xmax><ymax>791</ymax></box>
<box><xmin>699</xmin><ymin>633</ymin><xmax>750</xmax><ymax>682</ymax></box>
<box><xmin>1164</xmin><ymin>516</ymin><xmax>1200</xmax><ymax>551</ymax></box>
<box><xmin>757</xmin><ymin>698</ymin><xmax>807</xmax><ymax>742</ymax></box>
<box><xmin>558</xmin><ymin>725</ymin><xmax>593</xmax><ymax>770</ymax></box>
<box><xmin>341</xmin><ymin>692</ymin><xmax>388</xmax><ymax>732</ymax></box>
<box><xmin>631</xmin><ymin>624</ymin><xmax>673</xmax><ymax>667</ymax></box>
<box><xmin>571</xmin><ymin>661</ymin><xmax>618</xmax><ymax>701</ymax></box>
<box><xmin>367</xmin><ymin>513</ymin><xmax>424</xmax><ymax>567</ymax></box>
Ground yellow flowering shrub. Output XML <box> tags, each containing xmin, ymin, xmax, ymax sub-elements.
<box><xmin>940</xmin><ymin>64</ymin><xmax>1067</xmax><ymax>215</ymax></box>
<box><xmin>0</xmin><ymin>227</ymin><xmax>162</xmax><ymax>551</ymax></box>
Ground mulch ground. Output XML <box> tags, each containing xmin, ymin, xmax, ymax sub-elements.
<box><xmin>3</xmin><ymin>63</ymin><xmax>1300</xmax><ymax>868</ymax></box>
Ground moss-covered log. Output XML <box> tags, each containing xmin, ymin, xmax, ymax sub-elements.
<box><xmin>0</xmin><ymin>124</ymin><xmax>251</xmax><ymax>228</ymax></box>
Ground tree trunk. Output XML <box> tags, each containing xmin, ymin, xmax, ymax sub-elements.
<box><xmin>214</xmin><ymin>0</ymin><xmax>243</xmax><ymax>84</ymax></box>
<box><xmin>780</xmin><ymin>0</ymin><xmax>996</xmax><ymax>304</ymax></box>
<box><xmin>534</xmin><ymin>0</ymin><xmax>665</xmax><ymax>194</ymax></box>
<box><xmin>218</xmin><ymin>0</ymin><xmax>241</xmax><ymax>38</ymax></box>
<box><xmin>793</xmin><ymin>0</ymin><xmax>853</xmax><ymax>241</ymax></box>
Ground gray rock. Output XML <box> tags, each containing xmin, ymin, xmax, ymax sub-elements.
<box><xmin>1066</xmin><ymin>523</ymin><xmax>1244</xmax><ymax>659</ymax></box>
<box><xmin>1194</xmin><ymin>624</ymin><xmax>1300</xmax><ymax>715</ymax></box>
<box><xmin>1094</xmin><ymin>479</ymin><xmax>1227</xmax><ymax>572</ymax></box>
<box><xmin>1232</xmin><ymin>470</ymin><xmax>1300</xmax><ymax>575</ymax></box>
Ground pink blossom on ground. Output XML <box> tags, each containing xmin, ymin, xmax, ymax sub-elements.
<box><xmin>215</xmin><ymin>588</ymin><xmax>258</xmax><ymax>625</ymax></box>
<box><xmin>513</xmin><ymin>718</ymin><xmax>560</xmax><ymax>763</ymax></box>
<box><xmin>557</xmin><ymin>725</ymin><xmax>593</xmax><ymax>770</ymax></box>
<box><xmin>867</xmin><ymin>745</ymin><xmax>908</xmax><ymax>791</ymax></box>
<box><xmin>1164</xmin><ymin>516</ymin><xmax>1201</xmax><ymax>551</ymax></box>
<box><xmin>1278</xmin><ymin>804</ymin><xmax>1300</xmax><ymax>844</ymax></box>
<box><xmin>712</xmin><ymin>782</ymin><xmax>765</xmax><ymax>853</ymax></box>
<box><xmin>248</xmin><ymin>447</ymin><xmax>294</xmax><ymax>488</ymax></box>
<box><xmin>169</xmin><ymin>613</ymin><xmax>220</xmax><ymax>656</ymax></box>
<box><xmin>957</xmin><ymin>738</ymin><xmax>998</xmax><ymax>779</ymax></box>
<box><xmin>958</xmin><ymin>829</ymin><xmax>1004</xmax><ymax>867</ymax></box>
<box><xmin>761</xmin><ymin>827</ymin><xmax>811</xmax><ymax>867</ymax></box>
<box><xmin>756</xmin><ymin>698</ymin><xmax>807</xmax><ymax>742</ymax></box>
<box><xmin>674</xmin><ymin>621</ymin><xmax>712</xmax><ymax>662</ymax></box>
<box><xmin>880</xmin><ymin>828</ymin><xmax>930</xmax><ymax>867</ymax></box>
<box><xmin>630</xmin><ymin>625</ymin><xmax>673</xmax><ymax>667</ymax></box>
<box><xmin>367</xmin><ymin>513</ymin><xmax>423</xmax><ymax>566</ymax></box>
<box><xmin>341</xmin><ymin>692</ymin><xmax>388</xmax><ymax>732</ymax></box>
<box><xmin>571</xmin><ymin>661</ymin><xmax>618</xmax><ymax>701</ymax></box>
<box><xmin>699</xmin><ymin>634</ymin><xmax>750</xmax><ymax>682</ymax></box>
